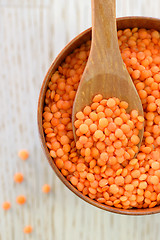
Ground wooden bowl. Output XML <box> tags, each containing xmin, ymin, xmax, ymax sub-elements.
<box><xmin>38</xmin><ymin>17</ymin><xmax>160</xmax><ymax>215</ymax></box>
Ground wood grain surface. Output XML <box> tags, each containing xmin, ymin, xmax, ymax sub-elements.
<box><xmin>1</xmin><ymin>0</ymin><xmax>160</xmax><ymax>239</ymax></box>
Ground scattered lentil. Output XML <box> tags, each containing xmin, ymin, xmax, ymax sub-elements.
<box><xmin>42</xmin><ymin>184</ymin><xmax>51</xmax><ymax>193</ymax></box>
<box><xmin>18</xmin><ymin>150</ymin><xmax>29</xmax><ymax>160</ymax></box>
<box><xmin>14</xmin><ymin>173</ymin><xmax>24</xmax><ymax>183</ymax></box>
<box><xmin>16</xmin><ymin>195</ymin><xmax>26</xmax><ymax>205</ymax></box>
<box><xmin>2</xmin><ymin>201</ymin><xmax>11</xmax><ymax>210</ymax></box>
<box><xmin>23</xmin><ymin>225</ymin><xmax>32</xmax><ymax>234</ymax></box>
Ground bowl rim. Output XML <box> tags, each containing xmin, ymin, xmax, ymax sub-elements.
<box><xmin>38</xmin><ymin>16</ymin><xmax>160</xmax><ymax>215</ymax></box>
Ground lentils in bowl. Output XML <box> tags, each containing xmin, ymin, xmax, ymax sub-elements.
<box><xmin>38</xmin><ymin>17</ymin><xmax>160</xmax><ymax>215</ymax></box>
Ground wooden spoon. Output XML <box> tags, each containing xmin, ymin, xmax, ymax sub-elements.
<box><xmin>72</xmin><ymin>0</ymin><xmax>144</xmax><ymax>143</ymax></box>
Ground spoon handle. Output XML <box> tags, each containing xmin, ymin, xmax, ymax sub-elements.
<box><xmin>90</xmin><ymin>0</ymin><xmax>123</xmax><ymax>73</ymax></box>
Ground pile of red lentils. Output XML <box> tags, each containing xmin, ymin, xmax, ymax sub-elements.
<box><xmin>2</xmin><ymin>149</ymin><xmax>51</xmax><ymax>234</ymax></box>
<box><xmin>43</xmin><ymin>28</ymin><xmax>160</xmax><ymax>209</ymax></box>
<box><xmin>75</xmin><ymin>96</ymin><xmax>144</xmax><ymax>173</ymax></box>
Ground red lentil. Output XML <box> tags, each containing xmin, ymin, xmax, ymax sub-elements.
<box><xmin>14</xmin><ymin>173</ymin><xmax>24</xmax><ymax>183</ymax></box>
<box><xmin>2</xmin><ymin>201</ymin><xmax>11</xmax><ymax>210</ymax></box>
<box><xmin>23</xmin><ymin>225</ymin><xmax>32</xmax><ymax>234</ymax></box>
<box><xmin>18</xmin><ymin>149</ymin><xmax>29</xmax><ymax>160</ymax></box>
<box><xmin>16</xmin><ymin>195</ymin><xmax>26</xmax><ymax>205</ymax></box>
<box><xmin>42</xmin><ymin>184</ymin><xmax>51</xmax><ymax>193</ymax></box>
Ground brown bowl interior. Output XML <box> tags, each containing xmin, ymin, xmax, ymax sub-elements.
<box><xmin>38</xmin><ymin>17</ymin><xmax>160</xmax><ymax>215</ymax></box>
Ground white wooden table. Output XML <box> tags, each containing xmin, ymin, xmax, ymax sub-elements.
<box><xmin>1</xmin><ymin>0</ymin><xmax>160</xmax><ymax>239</ymax></box>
